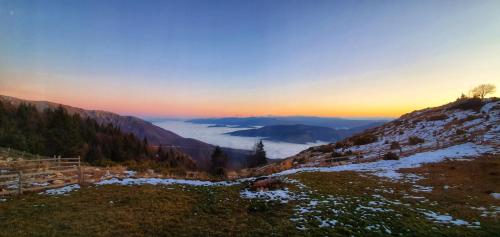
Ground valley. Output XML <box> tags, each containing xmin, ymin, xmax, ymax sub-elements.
<box><xmin>2</xmin><ymin>1</ymin><xmax>499</xmax><ymax>236</ymax></box>
<box><xmin>1</xmin><ymin>97</ymin><xmax>499</xmax><ymax>236</ymax></box>
<box><xmin>154</xmin><ymin>120</ymin><xmax>327</xmax><ymax>159</ymax></box>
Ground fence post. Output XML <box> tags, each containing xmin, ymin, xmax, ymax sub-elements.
<box><xmin>18</xmin><ymin>171</ymin><xmax>23</xmax><ymax>195</ymax></box>
<box><xmin>58</xmin><ymin>156</ymin><xmax>61</xmax><ymax>169</ymax></box>
<box><xmin>77</xmin><ymin>156</ymin><xmax>84</xmax><ymax>184</ymax></box>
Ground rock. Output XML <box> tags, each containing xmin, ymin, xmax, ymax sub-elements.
<box><xmin>249</xmin><ymin>177</ymin><xmax>284</xmax><ymax>191</ymax></box>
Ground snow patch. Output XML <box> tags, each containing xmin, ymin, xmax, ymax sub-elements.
<box><xmin>491</xmin><ymin>193</ymin><xmax>500</xmax><ymax>199</ymax></box>
<box><xmin>421</xmin><ymin>210</ymin><xmax>475</xmax><ymax>226</ymax></box>
<box><xmin>273</xmin><ymin>143</ymin><xmax>494</xmax><ymax>180</ymax></box>
<box><xmin>42</xmin><ymin>184</ymin><xmax>80</xmax><ymax>195</ymax></box>
<box><xmin>96</xmin><ymin>177</ymin><xmax>235</xmax><ymax>187</ymax></box>
<box><xmin>240</xmin><ymin>188</ymin><xmax>294</xmax><ymax>203</ymax></box>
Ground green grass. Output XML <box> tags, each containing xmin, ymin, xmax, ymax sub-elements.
<box><xmin>0</xmin><ymin>184</ymin><xmax>299</xmax><ymax>237</ymax></box>
<box><xmin>1</xmin><ymin>156</ymin><xmax>499</xmax><ymax>236</ymax></box>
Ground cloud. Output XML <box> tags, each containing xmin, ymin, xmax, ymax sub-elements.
<box><xmin>154</xmin><ymin>120</ymin><xmax>327</xmax><ymax>159</ymax></box>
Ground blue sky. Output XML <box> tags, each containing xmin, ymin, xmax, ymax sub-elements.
<box><xmin>1</xmin><ymin>0</ymin><xmax>499</xmax><ymax>117</ymax></box>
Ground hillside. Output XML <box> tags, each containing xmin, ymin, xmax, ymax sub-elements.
<box><xmin>227</xmin><ymin>124</ymin><xmax>343</xmax><ymax>144</ymax></box>
<box><xmin>0</xmin><ymin>101</ymin><xmax>197</xmax><ymax>172</ymax></box>
<box><xmin>250</xmin><ymin>98</ymin><xmax>499</xmax><ymax>175</ymax></box>
<box><xmin>226</xmin><ymin>123</ymin><xmax>385</xmax><ymax>144</ymax></box>
<box><xmin>2</xmin><ymin>98</ymin><xmax>499</xmax><ymax>236</ymax></box>
<box><xmin>2</xmin><ymin>153</ymin><xmax>498</xmax><ymax>236</ymax></box>
<box><xmin>188</xmin><ymin>116</ymin><xmax>388</xmax><ymax>129</ymax></box>
<box><xmin>0</xmin><ymin>95</ymin><xmax>249</xmax><ymax>170</ymax></box>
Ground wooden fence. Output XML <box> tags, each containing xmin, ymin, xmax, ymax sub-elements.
<box><xmin>0</xmin><ymin>156</ymin><xmax>84</xmax><ymax>195</ymax></box>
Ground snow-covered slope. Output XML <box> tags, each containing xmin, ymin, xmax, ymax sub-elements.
<box><xmin>252</xmin><ymin>98</ymin><xmax>499</xmax><ymax>175</ymax></box>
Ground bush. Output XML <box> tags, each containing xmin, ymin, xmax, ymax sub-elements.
<box><xmin>383</xmin><ymin>152</ymin><xmax>399</xmax><ymax>160</ymax></box>
<box><xmin>332</xmin><ymin>151</ymin><xmax>343</xmax><ymax>157</ymax></box>
<box><xmin>408</xmin><ymin>136</ymin><xmax>425</xmax><ymax>145</ymax></box>
<box><xmin>351</xmin><ymin>134</ymin><xmax>377</xmax><ymax>146</ymax></box>
<box><xmin>456</xmin><ymin>129</ymin><xmax>466</xmax><ymax>135</ymax></box>
<box><xmin>463</xmin><ymin>115</ymin><xmax>481</xmax><ymax>122</ymax></box>
<box><xmin>390</xmin><ymin>141</ymin><xmax>401</xmax><ymax>150</ymax></box>
<box><xmin>393</xmin><ymin>120</ymin><xmax>403</xmax><ymax>126</ymax></box>
<box><xmin>427</xmin><ymin>114</ymin><xmax>448</xmax><ymax>121</ymax></box>
<box><xmin>334</xmin><ymin>141</ymin><xmax>350</xmax><ymax>149</ymax></box>
<box><xmin>448</xmin><ymin>98</ymin><xmax>484</xmax><ymax>111</ymax></box>
<box><xmin>314</xmin><ymin>144</ymin><xmax>334</xmax><ymax>153</ymax></box>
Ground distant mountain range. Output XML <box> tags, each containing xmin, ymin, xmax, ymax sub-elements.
<box><xmin>188</xmin><ymin>116</ymin><xmax>389</xmax><ymax>129</ymax></box>
<box><xmin>226</xmin><ymin>123</ymin><xmax>385</xmax><ymax>144</ymax></box>
<box><xmin>0</xmin><ymin>95</ymin><xmax>250</xmax><ymax>170</ymax></box>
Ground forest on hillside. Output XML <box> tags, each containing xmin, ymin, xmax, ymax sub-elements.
<box><xmin>0</xmin><ymin>101</ymin><xmax>196</xmax><ymax>171</ymax></box>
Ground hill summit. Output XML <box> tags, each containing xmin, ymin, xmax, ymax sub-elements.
<box><xmin>253</xmin><ymin>98</ymin><xmax>499</xmax><ymax>174</ymax></box>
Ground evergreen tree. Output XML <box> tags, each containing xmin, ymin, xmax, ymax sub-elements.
<box><xmin>248</xmin><ymin>140</ymin><xmax>267</xmax><ymax>168</ymax></box>
<box><xmin>210</xmin><ymin>146</ymin><xmax>228</xmax><ymax>177</ymax></box>
<box><xmin>0</xmin><ymin>100</ymin><xmax>196</xmax><ymax>170</ymax></box>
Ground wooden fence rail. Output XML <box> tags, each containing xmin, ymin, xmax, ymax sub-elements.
<box><xmin>0</xmin><ymin>156</ymin><xmax>84</xmax><ymax>196</ymax></box>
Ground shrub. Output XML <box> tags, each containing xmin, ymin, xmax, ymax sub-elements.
<box><xmin>332</xmin><ymin>151</ymin><xmax>343</xmax><ymax>157</ymax></box>
<box><xmin>295</xmin><ymin>157</ymin><xmax>306</xmax><ymax>164</ymax></box>
<box><xmin>456</xmin><ymin>129</ymin><xmax>466</xmax><ymax>135</ymax></box>
<box><xmin>427</xmin><ymin>114</ymin><xmax>448</xmax><ymax>121</ymax></box>
<box><xmin>448</xmin><ymin>98</ymin><xmax>484</xmax><ymax>111</ymax></box>
<box><xmin>390</xmin><ymin>141</ymin><xmax>401</xmax><ymax>150</ymax></box>
<box><xmin>408</xmin><ymin>136</ymin><xmax>425</xmax><ymax>145</ymax></box>
<box><xmin>464</xmin><ymin>115</ymin><xmax>481</xmax><ymax>122</ymax></box>
<box><xmin>334</xmin><ymin>141</ymin><xmax>350</xmax><ymax>149</ymax></box>
<box><xmin>314</xmin><ymin>144</ymin><xmax>334</xmax><ymax>153</ymax></box>
<box><xmin>383</xmin><ymin>152</ymin><xmax>399</xmax><ymax>160</ymax></box>
<box><xmin>351</xmin><ymin>134</ymin><xmax>377</xmax><ymax>146</ymax></box>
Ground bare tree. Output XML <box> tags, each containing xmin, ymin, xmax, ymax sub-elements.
<box><xmin>470</xmin><ymin>84</ymin><xmax>496</xmax><ymax>99</ymax></box>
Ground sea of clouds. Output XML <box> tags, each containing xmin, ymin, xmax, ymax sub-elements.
<box><xmin>154</xmin><ymin>120</ymin><xmax>326</xmax><ymax>159</ymax></box>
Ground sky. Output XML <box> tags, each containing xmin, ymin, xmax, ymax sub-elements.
<box><xmin>1</xmin><ymin>0</ymin><xmax>499</xmax><ymax>118</ymax></box>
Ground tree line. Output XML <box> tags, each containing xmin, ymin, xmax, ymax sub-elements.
<box><xmin>0</xmin><ymin>101</ymin><xmax>195</xmax><ymax>170</ymax></box>
<box><xmin>210</xmin><ymin>140</ymin><xmax>267</xmax><ymax>177</ymax></box>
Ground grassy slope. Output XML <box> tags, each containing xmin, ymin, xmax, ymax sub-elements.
<box><xmin>0</xmin><ymin>155</ymin><xmax>498</xmax><ymax>237</ymax></box>
<box><xmin>0</xmin><ymin>147</ymin><xmax>49</xmax><ymax>160</ymax></box>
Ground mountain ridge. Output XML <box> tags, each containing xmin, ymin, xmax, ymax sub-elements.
<box><xmin>248</xmin><ymin>98</ymin><xmax>499</xmax><ymax>176</ymax></box>
<box><xmin>0</xmin><ymin>95</ymin><xmax>250</xmax><ymax>170</ymax></box>
<box><xmin>188</xmin><ymin>116</ymin><xmax>389</xmax><ymax>129</ymax></box>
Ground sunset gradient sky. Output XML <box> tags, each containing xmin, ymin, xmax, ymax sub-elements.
<box><xmin>1</xmin><ymin>0</ymin><xmax>499</xmax><ymax>118</ymax></box>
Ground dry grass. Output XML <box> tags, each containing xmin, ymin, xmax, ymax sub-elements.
<box><xmin>0</xmin><ymin>184</ymin><xmax>299</xmax><ymax>237</ymax></box>
<box><xmin>1</xmin><ymin>155</ymin><xmax>499</xmax><ymax>236</ymax></box>
<box><xmin>399</xmin><ymin>154</ymin><xmax>500</xmax><ymax>220</ymax></box>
